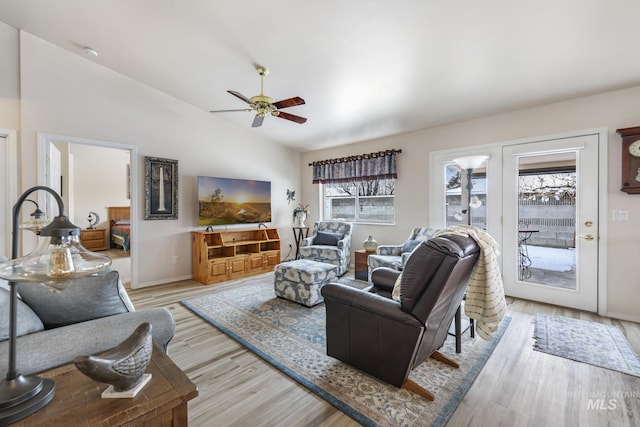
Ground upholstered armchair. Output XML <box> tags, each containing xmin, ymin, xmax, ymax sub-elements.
<box><xmin>321</xmin><ymin>233</ymin><xmax>480</xmax><ymax>399</ymax></box>
<box><xmin>367</xmin><ymin>227</ymin><xmax>440</xmax><ymax>279</ymax></box>
<box><xmin>299</xmin><ymin>221</ymin><xmax>353</xmax><ymax>276</ymax></box>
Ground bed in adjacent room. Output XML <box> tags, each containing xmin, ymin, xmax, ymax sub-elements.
<box><xmin>108</xmin><ymin>206</ymin><xmax>131</xmax><ymax>252</ymax></box>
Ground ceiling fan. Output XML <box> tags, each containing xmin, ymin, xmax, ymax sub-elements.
<box><xmin>210</xmin><ymin>65</ymin><xmax>307</xmax><ymax>128</ymax></box>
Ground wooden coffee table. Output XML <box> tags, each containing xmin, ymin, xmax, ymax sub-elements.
<box><xmin>14</xmin><ymin>344</ymin><xmax>198</xmax><ymax>426</ymax></box>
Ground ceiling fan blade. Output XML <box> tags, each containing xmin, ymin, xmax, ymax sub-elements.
<box><xmin>228</xmin><ymin>90</ymin><xmax>253</xmax><ymax>104</ymax></box>
<box><xmin>275</xmin><ymin>111</ymin><xmax>307</xmax><ymax>124</ymax></box>
<box><xmin>252</xmin><ymin>114</ymin><xmax>265</xmax><ymax>128</ymax></box>
<box><xmin>273</xmin><ymin>97</ymin><xmax>305</xmax><ymax>109</ymax></box>
<box><xmin>209</xmin><ymin>108</ymin><xmax>252</xmax><ymax>113</ymax></box>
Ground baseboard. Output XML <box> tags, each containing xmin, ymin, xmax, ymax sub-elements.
<box><xmin>133</xmin><ymin>274</ymin><xmax>193</xmax><ymax>289</ymax></box>
<box><xmin>605</xmin><ymin>311</ymin><xmax>640</xmax><ymax>323</ymax></box>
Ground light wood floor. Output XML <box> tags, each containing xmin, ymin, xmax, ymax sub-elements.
<box><xmin>127</xmin><ymin>273</ymin><xmax>640</xmax><ymax>427</ymax></box>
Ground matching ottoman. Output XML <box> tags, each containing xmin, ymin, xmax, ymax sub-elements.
<box><xmin>274</xmin><ymin>259</ymin><xmax>338</xmax><ymax>307</ymax></box>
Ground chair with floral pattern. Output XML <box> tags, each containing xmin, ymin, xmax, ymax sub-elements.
<box><xmin>367</xmin><ymin>227</ymin><xmax>440</xmax><ymax>281</ymax></box>
<box><xmin>299</xmin><ymin>221</ymin><xmax>353</xmax><ymax>276</ymax></box>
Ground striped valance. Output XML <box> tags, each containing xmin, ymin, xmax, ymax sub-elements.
<box><xmin>309</xmin><ymin>149</ymin><xmax>401</xmax><ymax>184</ymax></box>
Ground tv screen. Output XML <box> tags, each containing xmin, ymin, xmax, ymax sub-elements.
<box><xmin>198</xmin><ymin>176</ymin><xmax>272</xmax><ymax>226</ymax></box>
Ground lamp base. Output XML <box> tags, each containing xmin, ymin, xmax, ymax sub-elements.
<box><xmin>0</xmin><ymin>375</ymin><xmax>55</xmax><ymax>425</ymax></box>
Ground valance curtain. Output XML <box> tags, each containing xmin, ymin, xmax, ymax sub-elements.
<box><xmin>310</xmin><ymin>149</ymin><xmax>401</xmax><ymax>184</ymax></box>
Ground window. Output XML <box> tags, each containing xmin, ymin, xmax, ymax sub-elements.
<box><xmin>323</xmin><ymin>178</ymin><xmax>395</xmax><ymax>224</ymax></box>
<box><xmin>445</xmin><ymin>164</ymin><xmax>487</xmax><ymax>229</ymax></box>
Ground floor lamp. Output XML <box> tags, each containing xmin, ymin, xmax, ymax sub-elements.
<box><xmin>453</xmin><ymin>155</ymin><xmax>489</xmax><ymax>226</ymax></box>
<box><xmin>452</xmin><ymin>155</ymin><xmax>488</xmax><ymax>352</ymax></box>
<box><xmin>0</xmin><ymin>186</ymin><xmax>112</xmax><ymax>424</ymax></box>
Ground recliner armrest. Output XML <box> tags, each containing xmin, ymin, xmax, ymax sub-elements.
<box><xmin>370</xmin><ymin>267</ymin><xmax>401</xmax><ymax>291</ymax></box>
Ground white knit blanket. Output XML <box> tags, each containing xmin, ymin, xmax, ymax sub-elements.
<box><xmin>435</xmin><ymin>225</ymin><xmax>507</xmax><ymax>340</ymax></box>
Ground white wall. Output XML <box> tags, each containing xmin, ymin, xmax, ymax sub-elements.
<box><xmin>7</xmin><ymin>30</ymin><xmax>301</xmax><ymax>287</ymax></box>
<box><xmin>70</xmin><ymin>143</ymin><xmax>130</xmax><ymax>229</ymax></box>
<box><xmin>0</xmin><ymin>23</ymin><xmax>19</xmax><ymax>129</ymax></box>
<box><xmin>302</xmin><ymin>85</ymin><xmax>640</xmax><ymax>321</ymax></box>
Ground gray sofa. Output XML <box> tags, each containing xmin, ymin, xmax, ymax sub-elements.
<box><xmin>0</xmin><ymin>268</ymin><xmax>175</xmax><ymax>376</ymax></box>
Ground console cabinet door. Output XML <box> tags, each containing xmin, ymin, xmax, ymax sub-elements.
<box><xmin>264</xmin><ymin>251</ymin><xmax>280</xmax><ymax>270</ymax></box>
<box><xmin>248</xmin><ymin>253</ymin><xmax>265</xmax><ymax>273</ymax></box>
<box><xmin>229</xmin><ymin>257</ymin><xmax>248</xmax><ymax>278</ymax></box>
<box><xmin>209</xmin><ymin>259</ymin><xmax>229</xmax><ymax>283</ymax></box>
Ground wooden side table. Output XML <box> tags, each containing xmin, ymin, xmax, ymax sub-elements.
<box><xmin>292</xmin><ymin>227</ymin><xmax>309</xmax><ymax>259</ymax></box>
<box><xmin>80</xmin><ymin>228</ymin><xmax>108</xmax><ymax>251</ymax></box>
<box><xmin>14</xmin><ymin>345</ymin><xmax>198</xmax><ymax>426</ymax></box>
<box><xmin>354</xmin><ymin>249</ymin><xmax>371</xmax><ymax>281</ymax></box>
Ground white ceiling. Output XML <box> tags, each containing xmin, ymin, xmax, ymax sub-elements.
<box><xmin>2</xmin><ymin>0</ymin><xmax>640</xmax><ymax>151</ymax></box>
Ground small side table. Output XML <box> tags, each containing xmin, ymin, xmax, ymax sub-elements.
<box><xmin>80</xmin><ymin>228</ymin><xmax>108</xmax><ymax>251</ymax></box>
<box><xmin>292</xmin><ymin>227</ymin><xmax>309</xmax><ymax>259</ymax></box>
<box><xmin>14</xmin><ymin>344</ymin><xmax>198</xmax><ymax>426</ymax></box>
<box><xmin>354</xmin><ymin>249</ymin><xmax>371</xmax><ymax>281</ymax></box>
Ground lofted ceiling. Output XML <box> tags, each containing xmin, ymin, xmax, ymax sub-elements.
<box><xmin>1</xmin><ymin>0</ymin><xmax>640</xmax><ymax>151</ymax></box>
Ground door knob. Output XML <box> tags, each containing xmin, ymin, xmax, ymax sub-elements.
<box><xmin>579</xmin><ymin>234</ymin><xmax>594</xmax><ymax>241</ymax></box>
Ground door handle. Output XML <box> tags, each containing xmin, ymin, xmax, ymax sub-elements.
<box><xmin>579</xmin><ymin>234</ymin><xmax>594</xmax><ymax>241</ymax></box>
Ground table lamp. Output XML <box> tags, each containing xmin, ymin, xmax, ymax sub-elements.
<box><xmin>0</xmin><ymin>186</ymin><xmax>111</xmax><ymax>424</ymax></box>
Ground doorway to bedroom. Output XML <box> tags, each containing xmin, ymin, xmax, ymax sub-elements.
<box><xmin>37</xmin><ymin>133</ymin><xmax>136</xmax><ymax>287</ymax></box>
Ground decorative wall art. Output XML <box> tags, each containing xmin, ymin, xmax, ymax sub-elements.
<box><xmin>144</xmin><ymin>156</ymin><xmax>178</xmax><ymax>220</ymax></box>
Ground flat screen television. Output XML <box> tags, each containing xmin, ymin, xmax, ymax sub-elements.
<box><xmin>198</xmin><ymin>176</ymin><xmax>272</xmax><ymax>226</ymax></box>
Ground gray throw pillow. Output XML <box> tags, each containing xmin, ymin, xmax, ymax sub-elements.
<box><xmin>401</xmin><ymin>239</ymin><xmax>421</xmax><ymax>253</ymax></box>
<box><xmin>0</xmin><ymin>255</ymin><xmax>8</xmax><ymax>292</ymax></box>
<box><xmin>314</xmin><ymin>231</ymin><xmax>343</xmax><ymax>246</ymax></box>
<box><xmin>17</xmin><ymin>270</ymin><xmax>132</xmax><ymax>329</ymax></box>
<box><xmin>0</xmin><ymin>287</ymin><xmax>45</xmax><ymax>341</ymax></box>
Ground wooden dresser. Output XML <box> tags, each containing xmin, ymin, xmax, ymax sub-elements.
<box><xmin>80</xmin><ymin>228</ymin><xmax>107</xmax><ymax>251</ymax></box>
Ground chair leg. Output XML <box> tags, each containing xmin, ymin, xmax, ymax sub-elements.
<box><xmin>455</xmin><ymin>305</ymin><xmax>462</xmax><ymax>353</ymax></box>
<box><xmin>403</xmin><ymin>351</ymin><xmax>460</xmax><ymax>400</ymax></box>
<box><xmin>431</xmin><ymin>350</ymin><xmax>460</xmax><ymax>368</ymax></box>
<box><xmin>403</xmin><ymin>379</ymin><xmax>435</xmax><ymax>400</ymax></box>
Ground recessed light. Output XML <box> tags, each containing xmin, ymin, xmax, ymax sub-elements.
<box><xmin>83</xmin><ymin>47</ymin><xmax>98</xmax><ymax>57</ymax></box>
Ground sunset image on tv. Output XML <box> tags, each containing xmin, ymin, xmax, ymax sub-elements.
<box><xmin>198</xmin><ymin>176</ymin><xmax>271</xmax><ymax>226</ymax></box>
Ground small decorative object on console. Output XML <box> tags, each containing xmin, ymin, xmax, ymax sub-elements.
<box><xmin>362</xmin><ymin>235</ymin><xmax>379</xmax><ymax>253</ymax></box>
<box><xmin>73</xmin><ymin>322</ymin><xmax>153</xmax><ymax>398</ymax></box>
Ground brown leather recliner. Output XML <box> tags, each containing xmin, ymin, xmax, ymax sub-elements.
<box><xmin>320</xmin><ymin>233</ymin><xmax>480</xmax><ymax>399</ymax></box>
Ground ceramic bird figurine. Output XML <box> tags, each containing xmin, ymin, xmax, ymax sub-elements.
<box><xmin>74</xmin><ymin>322</ymin><xmax>153</xmax><ymax>392</ymax></box>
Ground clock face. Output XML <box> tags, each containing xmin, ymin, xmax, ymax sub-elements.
<box><xmin>629</xmin><ymin>139</ymin><xmax>640</xmax><ymax>157</ymax></box>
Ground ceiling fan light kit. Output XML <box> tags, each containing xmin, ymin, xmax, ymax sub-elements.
<box><xmin>210</xmin><ymin>65</ymin><xmax>307</xmax><ymax>127</ymax></box>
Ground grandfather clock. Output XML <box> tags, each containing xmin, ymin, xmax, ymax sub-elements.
<box><xmin>617</xmin><ymin>126</ymin><xmax>640</xmax><ymax>194</ymax></box>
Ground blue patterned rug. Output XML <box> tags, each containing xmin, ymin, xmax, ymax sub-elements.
<box><xmin>533</xmin><ymin>313</ymin><xmax>640</xmax><ymax>377</ymax></box>
<box><xmin>182</xmin><ymin>273</ymin><xmax>510</xmax><ymax>426</ymax></box>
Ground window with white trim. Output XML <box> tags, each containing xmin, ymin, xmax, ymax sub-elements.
<box><xmin>323</xmin><ymin>178</ymin><xmax>395</xmax><ymax>224</ymax></box>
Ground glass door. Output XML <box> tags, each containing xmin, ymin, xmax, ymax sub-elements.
<box><xmin>502</xmin><ymin>134</ymin><xmax>599</xmax><ymax>312</ymax></box>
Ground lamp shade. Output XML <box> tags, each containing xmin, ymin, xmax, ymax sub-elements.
<box><xmin>18</xmin><ymin>211</ymin><xmax>51</xmax><ymax>233</ymax></box>
<box><xmin>453</xmin><ymin>155</ymin><xmax>489</xmax><ymax>170</ymax></box>
<box><xmin>18</xmin><ymin>199</ymin><xmax>51</xmax><ymax>233</ymax></box>
<box><xmin>0</xmin><ymin>215</ymin><xmax>111</xmax><ymax>285</ymax></box>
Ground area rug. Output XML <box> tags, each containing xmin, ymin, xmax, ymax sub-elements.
<box><xmin>533</xmin><ymin>313</ymin><xmax>640</xmax><ymax>377</ymax></box>
<box><xmin>181</xmin><ymin>274</ymin><xmax>510</xmax><ymax>427</ymax></box>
